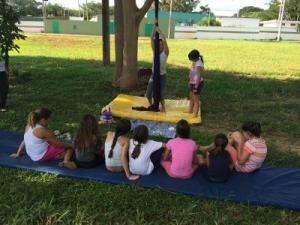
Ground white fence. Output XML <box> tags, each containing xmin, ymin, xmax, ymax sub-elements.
<box><xmin>175</xmin><ymin>26</ymin><xmax>300</xmax><ymax>41</ymax></box>
<box><xmin>18</xmin><ymin>21</ymin><xmax>44</xmax><ymax>33</ymax></box>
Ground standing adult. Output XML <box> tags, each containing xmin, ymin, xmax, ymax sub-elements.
<box><xmin>0</xmin><ymin>59</ymin><xmax>8</xmax><ymax>112</ymax></box>
<box><xmin>145</xmin><ymin>26</ymin><xmax>169</xmax><ymax>112</ymax></box>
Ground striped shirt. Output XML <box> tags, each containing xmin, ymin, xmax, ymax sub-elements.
<box><xmin>235</xmin><ymin>138</ymin><xmax>267</xmax><ymax>173</ymax></box>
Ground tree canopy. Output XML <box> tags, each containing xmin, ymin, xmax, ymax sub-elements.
<box><xmin>7</xmin><ymin>0</ymin><xmax>42</xmax><ymax>16</ymax></box>
<box><xmin>235</xmin><ymin>0</ymin><xmax>300</xmax><ymax>21</ymax></box>
<box><xmin>159</xmin><ymin>0</ymin><xmax>200</xmax><ymax>12</ymax></box>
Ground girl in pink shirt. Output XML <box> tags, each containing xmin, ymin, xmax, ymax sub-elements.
<box><xmin>227</xmin><ymin>122</ymin><xmax>267</xmax><ymax>173</ymax></box>
<box><xmin>161</xmin><ymin>120</ymin><xmax>199</xmax><ymax>179</ymax></box>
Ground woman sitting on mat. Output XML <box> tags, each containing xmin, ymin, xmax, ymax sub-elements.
<box><xmin>227</xmin><ymin>121</ymin><xmax>267</xmax><ymax>173</ymax></box>
<box><xmin>199</xmin><ymin>134</ymin><xmax>231</xmax><ymax>183</ymax></box>
<box><xmin>73</xmin><ymin>114</ymin><xmax>103</xmax><ymax>168</ymax></box>
<box><xmin>126</xmin><ymin>125</ymin><xmax>164</xmax><ymax>176</ymax></box>
<box><xmin>161</xmin><ymin>120</ymin><xmax>199</xmax><ymax>179</ymax></box>
<box><xmin>145</xmin><ymin>26</ymin><xmax>169</xmax><ymax>112</ymax></box>
<box><xmin>104</xmin><ymin>119</ymin><xmax>139</xmax><ymax>180</ymax></box>
<box><xmin>188</xmin><ymin>49</ymin><xmax>205</xmax><ymax>118</ymax></box>
<box><xmin>10</xmin><ymin>107</ymin><xmax>76</xmax><ymax>169</ymax></box>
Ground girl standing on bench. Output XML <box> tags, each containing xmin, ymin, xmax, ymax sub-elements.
<box><xmin>227</xmin><ymin>122</ymin><xmax>268</xmax><ymax>173</ymax></box>
<box><xmin>104</xmin><ymin>119</ymin><xmax>139</xmax><ymax>180</ymax></box>
<box><xmin>188</xmin><ymin>50</ymin><xmax>205</xmax><ymax>118</ymax></box>
<box><xmin>161</xmin><ymin>120</ymin><xmax>199</xmax><ymax>179</ymax></box>
<box><xmin>73</xmin><ymin>114</ymin><xmax>103</xmax><ymax>168</ymax></box>
<box><xmin>126</xmin><ymin>125</ymin><xmax>164</xmax><ymax>176</ymax></box>
<box><xmin>10</xmin><ymin>107</ymin><xmax>76</xmax><ymax>169</ymax></box>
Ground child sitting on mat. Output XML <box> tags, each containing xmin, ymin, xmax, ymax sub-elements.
<box><xmin>199</xmin><ymin>134</ymin><xmax>231</xmax><ymax>183</ymax></box>
<box><xmin>227</xmin><ymin>121</ymin><xmax>267</xmax><ymax>173</ymax></box>
<box><xmin>126</xmin><ymin>125</ymin><xmax>164</xmax><ymax>176</ymax></box>
<box><xmin>188</xmin><ymin>49</ymin><xmax>205</xmax><ymax>118</ymax></box>
<box><xmin>161</xmin><ymin>119</ymin><xmax>199</xmax><ymax>179</ymax></box>
<box><xmin>74</xmin><ymin>114</ymin><xmax>103</xmax><ymax>168</ymax></box>
<box><xmin>10</xmin><ymin>107</ymin><xmax>76</xmax><ymax>169</ymax></box>
<box><xmin>104</xmin><ymin>119</ymin><xmax>139</xmax><ymax>180</ymax></box>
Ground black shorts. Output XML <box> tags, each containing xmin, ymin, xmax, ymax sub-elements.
<box><xmin>189</xmin><ymin>81</ymin><xmax>204</xmax><ymax>95</ymax></box>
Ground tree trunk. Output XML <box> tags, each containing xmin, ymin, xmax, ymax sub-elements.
<box><xmin>113</xmin><ymin>0</ymin><xmax>124</xmax><ymax>85</ymax></box>
<box><xmin>119</xmin><ymin>0</ymin><xmax>139</xmax><ymax>90</ymax></box>
<box><xmin>102</xmin><ymin>0</ymin><xmax>110</xmax><ymax>66</ymax></box>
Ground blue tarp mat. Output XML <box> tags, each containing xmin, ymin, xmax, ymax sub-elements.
<box><xmin>0</xmin><ymin>130</ymin><xmax>299</xmax><ymax>211</ymax></box>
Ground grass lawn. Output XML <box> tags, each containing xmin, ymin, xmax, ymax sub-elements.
<box><xmin>0</xmin><ymin>34</ymin><xmax>300</xmax><ymax>224</ymax></box>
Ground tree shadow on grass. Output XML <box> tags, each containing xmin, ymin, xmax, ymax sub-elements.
<box><xmin>4</xmin><ymin>55</ymin><xmax>300</xmax><ymax>143</ymax></box>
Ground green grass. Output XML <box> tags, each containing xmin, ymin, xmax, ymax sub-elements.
<box><xmin>0</xmin><ymin>34</ymin><xmax>300</xmax><ymax>224</ymax></box>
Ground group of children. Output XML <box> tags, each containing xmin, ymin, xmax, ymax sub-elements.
<box><xmin>11</xmin><ymin>107</ymin><xmax>268</xmax><ymax>182</ymax></box>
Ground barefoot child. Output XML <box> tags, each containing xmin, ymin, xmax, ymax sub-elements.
<box><xmin>161</xmin><ymin>120</ymin><xmax>199</xmax><ymax>179</ymax></box>
<box><xmin>10</xmin><ymin>108</ymin><xmax>76</xmax><ymax>169</ymax></box>
<box><xmin>104</xmin><ymin>119</ymin><xmax>139</xmax><ymax>180</ymax></box>
<box><xmin>127</xmin><ymin>125</ymin><xmax>164</xmax><ymax>176</ymax></box>
<box><xmin>199</xmin><ymin>134</ymin><xmax>231</xmax><ymax>182</ymax></box>
<box><xmin>188</xmin><ymin>49</ymin><xmax>205</xmax><ymax>117</ymax></box>
<box><xmin>227</xmin><ymin>122</ymin><xmax>267</xmax><ymax>173</ymax></box>
<box><xmin>74</xmin><ymin>114</ymin><xmax>103</xmax><ymax>168</ymax></box>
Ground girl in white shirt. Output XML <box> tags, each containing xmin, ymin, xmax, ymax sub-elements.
<box><xmin>104</xmin><ymin>119</ymin><xmax>139</xmax><ymax>181</ymax></box>
<box><xmin>127</xmin><ymin>125</ymin><xmax>164</xmax><ymax>176</ymax></box>
<box><xmin>10</xmin><ymin>107</ymin><xmax>76</xmax><ymax>169</ymax></box>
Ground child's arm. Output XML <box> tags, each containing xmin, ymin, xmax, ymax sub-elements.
<box><xmin>237</xmin><ymin>148</ymin><xmax>251</xmax><ymax>165</ymax></box>
<box><xmin>162</xmin><ymin>147</ymin><xmax>171</xmax><ymax>160</ymax></box>
<box><xmin>41</xmin><ymin>129</ymin><xmax>73</xmax><ymax>149</ymax></box>
<box><xmin>120</xmin><ymin>138</ymin><xmax>139</xmax><ymax>181</ymax></box>
<box><xmin>10</xmin><ymin>125</ymin><xmax>29</xmax><ymax>158</ymax></box>
<box><xmin>157</xmin><ymin>27</ymin><xmax>169</xmax><ymax>56</ymax></box>
<box><xmin>199</xmin><ymin>143</ymin><xmax>215</xmax><ymax>153</ymax></box>
<box><xmin>10</xmin><ymin>141</ymin><xmax>25</xmax><ymax>158</ymax></box>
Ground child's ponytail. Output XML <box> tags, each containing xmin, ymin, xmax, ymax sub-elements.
<box><xmin>213</xmin><ymin>133</ymin><xmax>228</xmax><ymax>156</ymax></box>
<box><xmin>27</xmin><ymin>111</ymin><xmax>39</xmax><ymax>128</ymax></box>
<box><xmin>109</xmin><ymin>119</ymin><xmax>131</xmax><ymax>158</ymax></box>
<box><xmin>199</xmin><ymin>54</ymin><xmax>204</xmax><ymax>64</ymax></box>
<box><xmin>26</xmin><ymin>107</ymin><xmax>52</xmax><ymax>128</ymax></box>
<box><xmin>131</xmin><ymin>143</ymin><xmax>141</xmax><ymax>159</ymax></box>
<box><xmin>131</xmin><ymin>125</ymin><xmax>149</xmax><ymax>160</ymax></box>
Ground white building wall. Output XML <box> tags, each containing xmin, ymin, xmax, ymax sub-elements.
<box><xmin>218</xmin><ymin>18</ymin><xmax>260</xmax><ymax>28</ymax></box>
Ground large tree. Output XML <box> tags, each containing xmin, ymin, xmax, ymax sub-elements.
<box><xmin>160</xmin><ymin>0</ymin><xmax>200</xmax><ymax>12</ymax></box>
<box><xmin>285</xmin><ymin>0</ymin><xmax>300</xmax><ymax>21</ymax></box>
<box><xmin>236</xmin><ymin>6</ymin><xmax>264</xmax><ymax>18</ymax></box>
<box><xmin>7</xmin><ymin>0</ymin><xmax>41</xmax><ymax>16</ymax></box>
<box><xmin>0</xmin><ymin>0</ymin><xmax>26</xmax><ymax>72</ymax></box>
<box><xmin>115</xmin><ymin>0</ymin><xmax>155</xmax><ymax>90</ymax></box>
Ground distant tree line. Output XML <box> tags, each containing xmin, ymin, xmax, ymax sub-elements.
<box><xmin>7</xmin><ymin>0</ymin><xmax>114</xmax><ymax>20</ymax></box>
<box><xmin>235</xmin><ymin>0</ymin><xmax>300</xmax><ymax>21</ymax></box>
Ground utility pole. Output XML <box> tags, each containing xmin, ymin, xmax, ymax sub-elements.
<box><xmin>277</xmin><ymin>0</ymin><xmax>286</xmax><ymax>41</ymax></box>
<box><xmin>86</xmin><ymin>0</ymin><xmax>88</xmax><ymax>20</ymax></box>
<box><xmin>42</xmin><ymin>0</ymin><xmax>48</xmax><ymax>32</ymax></box>
<box><xmin>168</xmin><ymin>0</ymin><xmax>173</xmax><ymax>39</ymax></box>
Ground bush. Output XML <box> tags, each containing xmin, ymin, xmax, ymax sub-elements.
<box><xmin>198</xmin><ymin>17</ymin><xmax>221</xmax><ymax>26</ymax></box>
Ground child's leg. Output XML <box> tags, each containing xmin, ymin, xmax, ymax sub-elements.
<box><xmin>189</xmin><ymin>91</ymin><xmax>194</xmax><ymax>113</ymax></box>
<box><xmin>160</xmin><ymin>100</ymin><xmax>166</xmax><ymax>112</ymax></box>
<box><xmin>193</xmin><ymin>94</ymin><xmax>200</xmax><ymax>117</ymax></box>
<box><xmin>145</xmin><ymin>79</ymin><xmax>153</xmax><ymax>105</ymax></box>
<box><xmin>62</xmin><ymin>148</ymin><xmax>77</xmax><ymax>169</ymax></box>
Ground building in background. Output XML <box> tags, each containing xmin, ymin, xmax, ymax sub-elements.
<box><xmin>147</xmin><ymin>9</ymin><xmax>208</xmax><ymax>25</ymax></box>
<box><xmin>260</xmin><ymin>20</ymin><xmax>300</xmax><ymax>28</ymax></box>
<box><xmin>218</xmin><ymin>17</ymin><xmax>260</xmax><ymax>28</ymax></box>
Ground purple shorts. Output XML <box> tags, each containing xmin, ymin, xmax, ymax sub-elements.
<box><xmin>189</xmin><ymin>80</ymin><xmax>204</xmax><ymax>95</ymax></box>
<box><xmin>39</xmin><ymin>145</ymin><xmax>66</xmax><ymax>162</ymax></box>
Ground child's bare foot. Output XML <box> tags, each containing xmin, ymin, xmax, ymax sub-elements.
<box><xmin>59</xmin><ymin>161</ymin><xmax>77</xmax><ymax>169</ymax></box>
